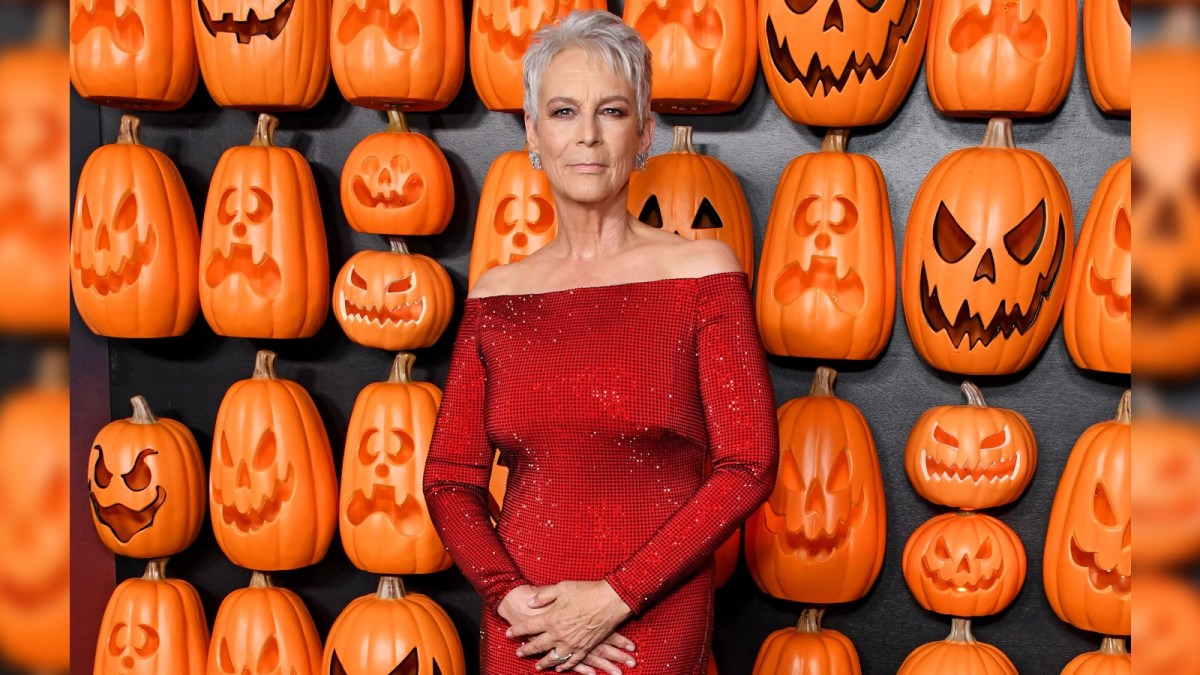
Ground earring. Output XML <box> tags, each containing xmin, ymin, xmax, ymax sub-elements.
<box><xmin>634</xmin><ymin>152</ymin><xmax>648</xmax><ymax>171</ymax></box>
<box><xmin>529</xmin><ymin>152</ymin><xmax>542</xmax><ymax>171</ymax></box>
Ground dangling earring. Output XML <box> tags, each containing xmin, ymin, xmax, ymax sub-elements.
<box><xmin>529</xmin><ymin>152</ymin><xmax>543</xmax><ymax>171</ymax></box>
<box><xmin>634</xmin><ymin>152</ymin><xmax>648</xmax><ymax>171</ymax></box>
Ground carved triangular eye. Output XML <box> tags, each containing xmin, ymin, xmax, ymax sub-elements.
<box><xmin>123</xmin><ymin>448</ymin><xmax>157</xmax><ymax>492</ymax></box>
<box><xmin>392</xmin><ymin>647</ymin><xmax>419</xmax><ymax>675</ymax></box>
<box><xmin>93</xmin><ymin>445</ymin><xmax>113</xmax><ymax>488</ymax></box>
<box><xmin>331</xmin><ymin>651</ymin><xmax>348</xmax><ymax>675</ymax></box>
<box><xmin>934</xmin><ymin>536</ymin><xmax>951</xmax><ymax>560</ymax></box>
<box><xmin>932</xmin><ymin>424</ymin><xmax>959</xmax><ymax>449</ymax></box>
<box><xmin>80</xmin><ymin>196</ymin><xmax>96</xmax><ymax>230</ymax></box>
<box><xmin>976</xmin><ymin>537</ymin><xmax>993</xmax><ymax>560</ymax></box>
<box><xmin>933</xmin><ymin>203</ymin><xmax>975</xmax><ymax>263</ymax></box>
<box><xmin>1004</xmin><ymin>200</ymin><xmax>1047</xmax><ymax>265</ymax></box>
<box><xmin>1093</xmin><ymin>482</ymin><xmax>1119</xmax><ymax>527</ymax></box>
<box><xmin>691</xmin><ymin>198</ymin><xmax>723</xmax><ymax>230</ymax></box>
<box><xmin>638</xmin><ymin>195</ymin><xmax>664</xmax><ymax>229</ymax></box>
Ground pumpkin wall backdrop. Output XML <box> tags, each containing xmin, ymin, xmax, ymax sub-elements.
<box><xmin>70</xmin><ymin>1</ymin><xmax>1128</xmax><ymax>672</ymax></box>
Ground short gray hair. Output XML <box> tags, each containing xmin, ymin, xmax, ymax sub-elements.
<box><xmin>523</xmin><ymin>10</ymin><xmax>652</xmax><ymax>127</ymax></box>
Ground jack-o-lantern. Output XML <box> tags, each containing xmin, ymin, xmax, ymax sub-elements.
<box><xmin>1083</xmin><ymin>0</ymin><xmax>1129</xmax><ymax>115</ymax></box>
<box><xmin>1044</xmin><ymin>391</ymin><xmax>1131</xmax><ymax>636</ymax></box>
<box><xmin>623</xmin><ymin>0</ymin><xmax>756</xmax><ymax>113</ymax></box>
<box><xmin>323</xmin><ymin>576</ymin><xmax>466</xmax><ymax>675</ymax></box>
<box><xmin>1132</xmin><ymin>573</ymin><xmax>1200</xmax><ymax>675</ymax></box>
<box><xmin>751</xmin><ymin>607</ymin><xmax>862</xmax><ymax>674</ymax></box>
<box><xmin>207</xmin><ymin>572</ymin><xmax>323</xmax><ymax>675</ymax></box>
<box><xmin>89</xmin><ymin>396</ymin><xmax>206</xmax><ymax>559</ymax></box>
<box><xmin>70</xmin><ymin>0</ymin><xmax>198</xmax><ymax>110</ymax></box>
<box><xmin>897</xmin><ymin>618</ymin><xmax>1017</xmax><ymax>674</ymax></box>
<box><xmin>745</xmin><ymin>367</ymin><xmax>886</xmax><ymax>604</ymax></box>
<box><xmin>341</xmin><ymin>354</ymin><xmax>451</xmax><ymax>574</ymax></box>
<box><xmin>759</xmin><ymin>0</ymin><xmax>931</xmax><ymax>127</ymax></box>
<box><xmin>901</xmin><ymin>118</ymin><xmax>1074</xmax><ymax>375</ymax></box>
<box><xmin>339</xmin><ymin>110</ymin><xmax>454</xmax><ymax>235</ymax></box>
<box><xmin>1061</xmin><ymin>637</ymin><xmax>1130</xmax><ymax>675</ymax></box>
<box><xmin>1133</xmin><ymin>412</ymin><xmax>1200</xmax><ymax>569</ymax></box>
<box><xmin>904</xmin><ymin>381</ymin><xmax>1037</xmax><ymax>510</ymax></box>
<box><xmin>756</xmin><ymin>129</ymin><xmax>895</xmax><ymax>360</ymax></box>
<box><xmin>72</xmin><ymin>115</ymin><xmax>200</xmax><ymax>338</ymax></box>
<box><xmin>469</xmin><ymin>147</ymin><xmax>559</xmax><ymax>289</ymax></box>
<box><xmin>333</xmin><ymin>238</ymin><xmax>453</xmax><ymax>351</ymax></box>
<box><xmin>331</xmin><ymin>0</ymin><xmax>464</xmax><ymax>110</ymax></box>
<box><xmin>628</xmin><ymin>126</ymin><xmax>754</xmax><ymax>279</ymax></box>
<box><xmin>192</xmin><ymin>0</ymin><xmax>330</xmax><ymax>110</ymax></box>
<box><xmin>210</xmin><ymin>351</ymin><xmax>337</xmax><ymax>571</ymax></box>
<box><xmin>94</xmin><ymin>559</ymin><xmax>209</xmax><ymax>675</ymax></box>
<box><xmin>200</xmin><ymin>114</ymin><xmax>329</xmax><ymax>339</ymax></box>
<box><xmin>470</xmin><ymin>0</ymin><xmax>608</xmax><ymax>112</ymax></box>
<box><xmin>1063</xmin><ymin>158</ymin><xmax>1131</xmax><ymax>374</ymax></box>
<box><xmin>903</xmin><ymin>511</ymin><xmax>1026</xmax><ymax>616</ymax></box>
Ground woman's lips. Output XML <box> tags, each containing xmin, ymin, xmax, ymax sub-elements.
<box><xmin>570</xmin><ymin>163</ymin><xmax>608</xmax><ymax>174</ymax></box>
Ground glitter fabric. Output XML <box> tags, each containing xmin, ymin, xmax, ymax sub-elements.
<box><xmin>424</xmin><ymin>271</ymin><xmax>779</xmax><ymax>674</ymax></box>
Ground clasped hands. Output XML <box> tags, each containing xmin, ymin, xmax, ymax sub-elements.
<box><xmin>499</xmin><ymin>581</ymin><xmax>636</xmax><ymax>674</ymax></box>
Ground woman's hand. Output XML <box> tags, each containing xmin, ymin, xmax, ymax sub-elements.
<box><xmin>507</xmin><ymin>580</ymin><xmax>634</xmax><ymax>672</ymax></box>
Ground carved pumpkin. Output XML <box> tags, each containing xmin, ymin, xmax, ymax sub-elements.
<box><xmin>897</xmin><ymin>618</ymin><xmax>1017</xmax><ymax>674</ymax></box>
<box><xmin>323</xmin><ymin>576</ymin><xmax>466</xmax><ymax>675</ymax></box>
<box><xmin>759</xmin><ymin>0</ymin><xmax>931</xmax><ymax>127</ymax></box>
<box><xmin>745</xmin><ymin>367</ymin><xmax>886</xmax><ymax>604</ymax></box>
<box><xmin>468</xmin><ymin>146</ymin><xmax>558</xmax><ymax>289</ymax></box>
<box><xmin>926</xmin><ymin>0</ymin><xmax>1076</xmax><ymax>116</ymax></box>
<box><xmin>901</xmin><ymin>118</ymin><xmax>1074</xmax><ymax>375</ymax></box>
<box><xmin>903</xmin><ymin>511</ymin><xmax>1026</xmax><ymax>617</ymax></box>
<box><xmin>1061</xmin><ymin>637</ymin><xmax>1130</xmax><ymax>675</ymax></box>
<box><xmin>1133</xmin><ymin>412</ymin><xmax>1200</xmax><ymax>569</ymax></box>
<box><xmin>756</xmin><ymin>129</ymin><xmax>895</xmax><ymax>359</ymax></box>
<box><xmin>199</xmin><ymin>114</ymin><xmax>329</xmax><ymax>339</ymax></box>
<box><xmin>94</xmin><ymin>559</ymin><xmax>209</xmax><ymax>675</ymax></box>
<box><xmin>1132</xmin><ymin>573</ymin><xmax>1200</xmax><ymax>675</ymax></box>
<box><xmin>330</xmin><ymin>0</ymin><xmax>464</xmax><ymax>110</ymax></box>
<box><xmin>71</xmin><ymin>115</ymin><xmax>200</xmax><ymax>338</ymax></box>
<box><xmin>628</xmin><ymin>126</ymin><xmax>754</xmax><ymax>279</ymax></box>
<box><xmin>207</xmin><ymin>572</ymin><xmax>323</xmax><ymax>675</ymax></box>
<box><xmin>1083</xmin><ymin>0</ymin><xmax>1130</xmax><ymax>114</ymax></box>
<box><xmin>904</xmin><ymin>381</ymin><xmax>1037</xmax><ymax>510</ymax></box>
<box><xmin>89</xmin><ymin>396</ymin><xmax>206</xmax><ymax>559</ymax></box>
<box><xmin>469</xmin><ymin>0</ymin><xmax>607</xmax><ymax>112</ymax></box>
<box><xmin>210</xmin><ymin>351</ymin><xmax>338</xmax><ymax>571</ymax></box>
<box><xmin>192</xmin><ymin>0</ymin><xmax>330</xmax><ymax>110</ymax></box>
<box><xmin>1063</xmin><ymin>158</ymin><xmax>1131</xmax><ymax>374</ymax></box>
<box><xmin>340</xmin><ymin>111</ymin><xmax>453</xmax><ymax>236</ymax></box>
<box><xmin>70</xmin><ymin>0</ymin><xmax>198</xmax><ymax>109</ymax></box>
<box><xmin>751</xmin><ymin>607</ymin><xmax>862</xmax><ymax>674</ymax></box>
<box><xmin>623</xmin><ymin>0</ymin><xmax>756</xmax><ymax>113</ymax></box>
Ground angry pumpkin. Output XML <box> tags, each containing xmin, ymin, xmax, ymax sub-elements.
<box><xmin>903</xmin><ymin>511</ymin><xmax>1027</xmax><ymax>617</ymax></box>
<box><xmin>468</xmin><ymin>147</ymin><xmax>558</xmax><ymax>289</ymax></box>
<box><xmin>207</xmin><ymin>572</ymin><xmax>323</xmax><ymax>675</ymax></box>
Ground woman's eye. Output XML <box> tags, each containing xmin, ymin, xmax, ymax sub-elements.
<box><xmin>552</xmin><ymin>108</ymin><xmax>573</xmax><ymax>117</ymax></box>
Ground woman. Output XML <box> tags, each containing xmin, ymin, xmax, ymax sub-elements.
<box><xmin>423</xmin><ymin>11</ymin><xmax>778</xmax><ymax>675</ymax></box>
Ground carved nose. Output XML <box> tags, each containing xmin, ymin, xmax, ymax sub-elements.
<box><xmin>512</xmin><ymin>232</ymin><xmax>528</xmax><ymax>248</ymax></box>
<box><xmin>236</xmin><ymin>462</ymin><xmax>251</xmax><ymax>489</ymax></box>
<box><xmin>957</xmin><ymin>555</ymin><xmax>972</xmax><ymax>574</ymax></box>
<box><xmin>804</xmin><ymin>479</ymin><xmax>825</xmax><ymax>514</ymax></box>
<box><xmin>233</xmin><ymin>223</ymin><xmax>247</xmax><ymax>239</ymax></box>
<box><xmin>97</xmin><ymin>223</ymin><xmax>111</xmax><ymax>251</ymax></box>
<box><xmin>379</xmin><ymin>168</ymin><xmax>392</xmax><ymax>186</ymax></box>
<box><xmin>824</xmin><ymin>0</ymin><xmax>844</xmax><ymax>32</ymax></box>
<box><xmin>815</xmin><ymin>232</ymin><xmax>832</xmax><ymax>250</ymax></box>
<box><xmin>974</xmin><ymin>249</ymin><xmax>996</xmax><ymax>283</ymax></box>
<box><xmin>122</xmin><ymin>656</ymin><xmax>134</xmax><ymax>669</ymax></box>
<box><xmin>375</xmin><ymin>463</ymin><xmax>389</xmax><ymax>479</ymax></box>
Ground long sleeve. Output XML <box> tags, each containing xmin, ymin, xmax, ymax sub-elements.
<box><xmin>603</xmin><ymin>273</ymin><xmax>779</xmax><ymax>615</ymax></box>
<box><xmin>423</xmin><ymin>299</ymin><xmax>529</xmax><ymax>609</ymax></box>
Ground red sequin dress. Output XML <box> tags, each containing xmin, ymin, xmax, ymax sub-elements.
<box><xmin>424</xmin><ymin>271</ymin><xmax>778</xmax><ymax>674</ymax></box>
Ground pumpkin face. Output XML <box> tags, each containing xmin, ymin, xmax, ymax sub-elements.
<box><xmin>200</xmin><ymin>114</ymin><xmax>329</xmax><ymax>339</ymax></box>
<box><xmin>94</xmin><ymin>560</ymin><xmax>209</xmax><ymax>675</ymax></box>
<box><xmin>331</xmin><ymin>0</ymin><xmax>464</xmax><ymax>110</ymax></box>
<box><xmin>903</xmin><ymin>511</ymin><xmax>1026</xmax><ymax>616</ymax></box>
<box><xmin>759</xmin><ymin>0</ymin><xmax>931</xmax><ymax>127</ymax></box>
<box><xmin>208</xmin><ymin>573</ymin><xmax>322</xmax><ymax>675</ymax></box>
<box><xmin>1083</xmin><ymin>0</ymin><xmax>1130</xmax><ymax>114</ymax></box>
<box><xmin>624</xmin><ymin>0</ymin><xmax>756</xmax><ymax>113</ymax></box>
<box><xmin>926</xmin><ymin>0</ymin><xmax>1076</xmax><ymax>116</ymax></box>
<box><xmin>1132</xmin><ymin>574</ymin><xmax>1200</xmax><ymax>675</ymax></box>
<box><xmin>627</xmin><ymin>127</ymin><xmax>754</xmax><ymax>279</ymax></box>
<box><xmin>192</xmin><ymin>0</ymin><xmax>330</xmax><ymax>110</ymax></box>
<box><xmin>468</xmin><ymin>148</ymin><xmax>559</xmax><ymax>289</ymax></box>
<box><xmin>1133</xmin><ymin>414</ymin><xmax>1200</xmax><ymax>568</ymax></box>
<box><xmin>746</xmin><ymin>368</ymin><xmax>887</xmax><ymax>604</ymax></box>
<box><xmin>901</xmin><ymin>118</ymin><xmax>1073</xmax><ymax>375</ymax></box>
<box><xmin>897</xmin><ymin>619</ymin><xmax>1017</xmax><ymax>674</ymax></box>
<box><xmin>1063</xmin><ymin>158</ymin><xmax>1131</xmax><ymax>374</ymax></box>
<box><xmin>756</xmin><ymin>130</ymin><xmax>895</xmax><ymax>360</ymax></box>
<box><xmin>70</xmin><ymin>0</ymin><xmax>199</xmax><ymax>109</ymax></box>
<box><xmin>751</xmin><ymin>608</ymin><xmax>861</xmax><ymax>675</ymax></box>
<box><xmin>1043</xmin><ymin>391</ymin><xmax>1131</xmax><ymax>636</ymax></box>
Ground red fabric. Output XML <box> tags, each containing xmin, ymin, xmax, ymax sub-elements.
<box><xmin>424</xmin><ymin>271</ymin><xmax>778</xmax><ymax>674</ymax></box>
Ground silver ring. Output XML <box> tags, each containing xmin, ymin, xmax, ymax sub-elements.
<box><xmin>551</xmin><ymin>647</ymin><xmax>572</xmax><ymax>663</ymax></box>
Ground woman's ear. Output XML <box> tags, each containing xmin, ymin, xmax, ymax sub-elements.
<box><xmin>524</xmin><ymin>112</ymin><xmax>538</xmax><ymax>153</ymax></box>
<box><xmin>638</xmin><ymin>115</ymin><xmax>655</xmax><ymax>154</ymax></box>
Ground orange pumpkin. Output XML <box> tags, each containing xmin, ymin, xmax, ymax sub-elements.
<box><xmin>89</xmin><ymin>396</ymin><xmax>206</xmax><ymax>559</ymax></box>
<box><xmin>897</xmin><ymin>618</ymin><xmax>1017</xmax><ymax>674</ymax></box>
<box><xmin>745</xmin><ymin>367</ymin><xmax>886</xmax><ymax>604</ymax></box>
<box><xmin>1132</xmin><ymin>573</ymin><xmax>1200</xmax><ymax>675</ymax></box>
<box><xmin>330</xmin><ymin>0</ymin><xmax>464</xmax><ymax>110</ymax></box>
<box><xmin>340</xmin><ymin>111</ymin><xmax>454</xmax><ymax>236</ymax></box>
<box><xmin>1132</xmin><ymin>412</ymin><xmax>1200</xmax><ymax>569</ymax></box>
<box><xmin>628</xmin><ymin>126</ymin><xmax>754</xmax><ymax>279</ymax></box>
<box><xmin>1060</xmin><ymin>637</ymin><xmax>1130</xmax><ymax>675</ymax></box>
<box><xmin>1063</xmin><ymin>158</ymin><xmax>1131</xmax><ymax>374</ymax></box>
<box><xmin>192</xmin><ymin>0</ymin><xmax>330</xmax><ymax>110</ymax></box>
<box><xmin>903</xmin><ymin>511</ymin><xmax>1026</xmax><ymax>617</ymax></box>
<box><xmin>1083</xmin><ymin>0</ymin><xmax>1130</xmax><ymax>114</ymax></box>
<box><xmin>707</xmin><ymin>653</ymin><xmax>718</xmax><ymax>674</ymax></box>
<box><xmin>926</xmin><ymin>0</ymin><xmax>1076</xmax><ymax>116</ymax></box>
<box><xmin>901</xmin><ymin>118</ymin><xmax>1074</xmax><ymax>375</ymax></box>
<box><xmin>904</xmin><ymin>382</ymin><xmax>1037</xmax><ymax>510</ymax></box>
<box><xmin>199</xmin><ymin>114</ymin><xmax>329</xmax><ymax>339</ymax></box>
<box><xmin>751</xmin><ymin>607</ymin><xmax>862</xmax><ymax>674</ymax></box>
<box><xmin>71</xmin><ymin>115</ymin><xmax>200</xmax><ymax>338</ymax></box>
<box><xmin>756</xmin><ymin>129</ymin><xmax>895</xmax><ymax>360</ymax></box>
<box><xmin>469</xmin><ymin>147</ymin><xmax>558</xmax><ymax>289</ymax></box>
<box><xmin>210</xmin><ymin>351</ymin><xmax>338</xmax><ymax>571</ymax></box>
<box><xmin>623</xmin><ymin>0</ymin><xmax>756</xmax><ymax>113</ymax></box>
<box><xmin>207</xmin><ymin>572</ymin><xmax>323</xmax><ymax>675</ymax></box>
<box><xmin>323</xmin><ymin>576</ymin><xmax>466</xmax><ymax>675</ymax></box>
<box><xmin>94</xmin><ymin>559</ymin><xmax>210</xmax><ymax>675</ymax></box>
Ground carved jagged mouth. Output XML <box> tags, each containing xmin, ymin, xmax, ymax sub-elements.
<box><xmin>1131</xmin><ymin>273</ymin><xmax>1200</xmax><ymax>326</ymax></box>
<box><xmin>74</xmin><ymin>228</ymin><xmax>157</xmax><ymax>296</ymax></box>
<box><xmin>633</xmin><ymin>0</ymin><xmax>724</xmax><ymax>50</ymax></box>
<box><xmin>70</xmin><ymin>0</ymin><xmax>145</xmax><ymax>52</ymax></box>
<box><xmin>0</xmin><ymin>558</ymin><xmax>70</xmax><ymax>611</ymax></box>
<box><xmin>336</xmin><ymin>0</ymin><xmax>419</xmax><ymax>49</ymax></box>
<box><xmin>212</xmin><ymin>465</ymin><xmax>296</xmax><ymax>533</ymax></box>
<box><xmin>340</xmin><ymin>293</ymin><xmax>424</xmax><ymax>326</ymax></box>
<box><xmin>762</xmin><ymin>490</ymin><xmax>867</xmax><ymax>560</ymax></box>
<box><xmin>1118</xmin><ymin>0</ymin><xmax>1131</xmax><ymax>25</ymax></box>
<box><xmin>346</xmin><ymin>485</ymin><xmax>425</xmax><ymax>535</ymax></box>
<box><xmin>1070</xmin><ymin>536</ymin><xmax>1131</xmax><ymax>595</ymax></box>
<box><xmin>1090</xmin><ymin>265</ymin><xmax>1130</xmax><ymax>320</ymax></box>
<box><xmin>352</xmin><ymin>174</ymin><xmax>425</xmax><ymax>209</ymax></box>
<box><xmin>921</xmin><ymin>449</ymin><xmax>1019</xmax><ymax>484</ymax></box>
<box><xmin>920</xmin><ymin>218</ymin><xmax>1066</xmax><ymax>349</ymax></box>
<box><xmin>89</xmin><ymin>487</ymin><xmax>167</xmax><ymax>544</ymax></box>
<box><xmin>948</xmin><ymin>2</ymin><xmax>1049</xmax><ymax>60</ymax></box>
<box><xmin>922</xmin><ymin>556</ymin><xmax>1002</xmax><ymax>593</ymax></box>
<box><xmin>773</xmin><ymin>256</ymin><xmax>866</xmax><ymax>314</ymax></box>
<box><xmin>765</xmin><ymin>0</ymin><xmax>922</xmax><ymax>96</ymax></box>
<box><xmin>476</xmin><ymin>0</ymin><xmax>574</xmax><ymax>60</ymax></box>
<box><xmin>198</xmin><ymin>0</ymin><xmax>297</xmax><ymax>44</ymax></box>
<box><xmin>205</xmin><ymin>243</ymin><xmax>282</xmax><ymax>299</ymax></box>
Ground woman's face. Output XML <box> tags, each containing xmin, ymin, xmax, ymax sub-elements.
<box><xmin>525</xmin><ymin>46</ymin><xmax>653</xmax><ymax>209</ymax></box>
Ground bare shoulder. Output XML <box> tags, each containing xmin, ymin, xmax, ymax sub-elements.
<box><xmin>467</xmin><ymin>263</ymin><xmax>519</xmax><ymax>299</ymax></box>
<box><xmin>665</xmin><ymin>238</ymin><xmax>743</xmax><ymax>279</ymax></box>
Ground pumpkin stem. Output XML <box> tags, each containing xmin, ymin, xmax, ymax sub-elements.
<box><xmin>36</xmin><ymin>2</ymin><xmax>67</xmax><ymax>46</ymax></box>
<box><xmin>1115</xmin><ymin>390</ymin><xmax>1131</xmax><ymax>424</ymax></box>
<box><xmin>809</xmin><ymin>367</ymin><xmax>837</xmax><ymax>397</ymax></box>
<box><xmin>250</xmin><ymin>114</ymin><xmax>279</xmax><ymax>148</ymax></box>
<box><xmin>252</xmin><ymin>351</ymin><xmax>278</xmax><ymax>380</ymax></box>
<box><xmin>388</xmin><ymin>237</ymin><xmax>410</xmax><ymax>255</ymax></box>
<box><xmin>821</xmin><ymin>129</ymin><xmax>850</xmax><ymax>153</ymax></box>
<box><xmin>377</xmin><ymin>575</ymin><xmax>408</xmax><ymax>599</ymax></box>
<box><xmin>670</xmin><ymin>126</ymin><xmax>696</xmax><ymax>154</ymax></box>
<box><xmin>960</xmin><ymin>381</ymin><xmax>988</xmax><ymax>407</ymax></box>
<box><xmin>946</xmin><ymin>617</ymin><xmax>976</xmax><ymax>644</ymax></box>
<box><xmin>1098</xmin><ymin>636</ymin><xmax>1128</xmax><ymax>656</ymax></box>
<box><xmin>33</xmin><ymin>347</ymin><xmax>68</xmax><ymax>389</ymax></box>
<box><xmin>142</xmin><ymin>558</ymin><xmax>168</xmax><ymax>581</ymax></box>
<box><xmin>981</xmin><ymin>118</ymin><xmax>1016</xmax><ymax>149</ymax></box>
<box><xmin>117</xmin><ymin>115</ymin><xmax>142</xmax><ymax>146</ymax></box>
<box><xmin>386</xmin><ymin>109</ymin><xmax>411</xmax><ymax>134</ymax></box>
<box><xmin>129</xmin><ymin>396</ymin><xmax>158</xmax><ymax>424</ymax></box>
<box><xmin>249</xmin><ymin>571</ymin><xmax>274</xmax><ymax>589</ymax></box>
<box><xmin>388</xmin><ymin>353</ymin><xmax>416</xmax><ymax>384</ymax></box>
<box><xmin>795</xmin><ymin>606</ymin><xmax>825</xmax><ymax>633</ymax></box>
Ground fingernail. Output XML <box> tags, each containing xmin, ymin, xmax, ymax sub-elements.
<box><xmin>626</xmin><ymin>644</ymin><xmax>636</xmax><ymax>651</ymax></box>
<box><xmin>627</xmin><ymin>660</ymin><xmax>636</xmax><ymax>667</ymax></box>
<box><xmin>515</xmin><ymin>650</ymin><xmax>523</xmax><ymax>657</ymax></box>
<box><xmin>506</xmin><ymin>629</ymin><xmax>513</xmax><ymax>638</ymax></box>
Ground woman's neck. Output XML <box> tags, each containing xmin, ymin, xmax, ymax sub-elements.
<box><xmin>547</xmin><ymin>195</ymin><xmax>637</xmax><ymax>261</ymax></box>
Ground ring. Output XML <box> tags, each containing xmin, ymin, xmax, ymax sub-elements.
<box><xmin>550</xmin><ymin>647</ymin><xmax>573</xmax><ymax>663</ymax></box>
